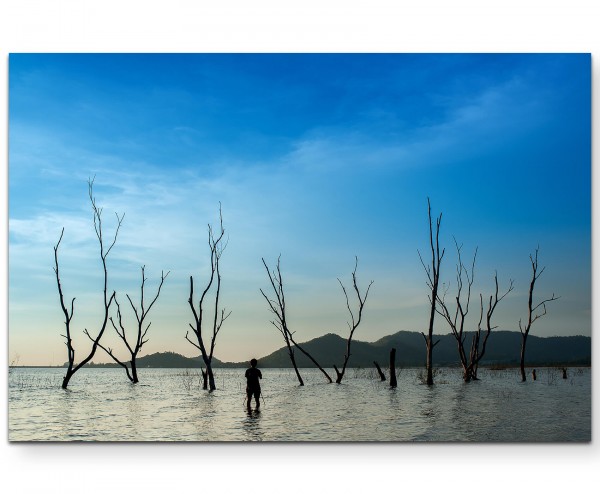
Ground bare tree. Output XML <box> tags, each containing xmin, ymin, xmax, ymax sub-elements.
<box><xmin>333</xmin><ymin>257</ymin><xmax>373</xmax><ymax>384</ymax></box>
<box><xmin>436</xmin><ymin>240</ymin><xmax>476</xmax><ymax>382</ymax></box>
<box><xmin>185</xmin><ymin>204</ymin><xmax>231</xmax><ymax>391</ymax></box>
<box><xmin>436</xmin><ymin>241</ymin><xmax>514</xmax><ymax>382</ymax></box>
<box><xmin>468</xmin><ymin>274</ymin><xmax>513</xmax><ymax>380</ymax></box>
<box><xmin>418</xmin><ymin>198</ymin><xmax>445</xmax><ymax>386</ymax></box>
<box><xmin>518</xmin><ymin>248</ymin><xmax>559</xmax><ymax>382</ymax></box>
<box><xmin>260</xmin><ymin>256</ymin><xmax>304</xmax><ymax>386</ymax></box>
<box><xmin>260</xmin><ymin>256</ymin><xmax>334</xmax><ymax>385</ymax></box>
<box><xmin>92</xmin><ymin>266</ymin><xmax>169</xmax><ymax>383</ymax></box>
<box><xmin>54</xmin><ymin>178</ymin><xmax>124</xmax><ymax>389</ymax></box>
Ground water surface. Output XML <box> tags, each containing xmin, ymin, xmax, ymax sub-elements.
<box><xmin>8</xmin><ymin>367</ymin><xmax>591</xmax><ymax>442</ymax></box>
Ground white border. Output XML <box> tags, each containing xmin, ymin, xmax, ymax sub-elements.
<box><xmin>1</xmin><ymin>1</ymin><xmax>598</xmax><ymax>493</ymax></box>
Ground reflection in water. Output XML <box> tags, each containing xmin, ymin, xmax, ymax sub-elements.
<box><xmin>188</xmin><ymin>391</ymin><xmax>219</xmax><ymax>440</ymax></box>
<box><xmin>242</xmin><ymin>408</ymin><xmax>263</xmax><ymax>441</ymax></box>
<box><xmin>388</xmin><ymin>386</ymin><xmax>400</xmax><ymax>409</ymax></box>
<box><xmin>450</xmin><ymin>382</ymin><xmax>468</xmax><ymax>429</ymax></box>
<box><xmin>8</xmin><ymin>367</ymin><xmax>591</xmax><ymax>442</ymax></box>
<box><xmin>58</xmin><ymin>388</ymin><xmax>74</xmax><ymax>440</ymax></box>
<box><xmin>126</xmin><ymin>384</ymin><xmax>142</xmax><ymax>438</ymax></box>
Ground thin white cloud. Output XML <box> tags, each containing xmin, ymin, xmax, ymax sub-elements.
<box><xmin>282</xmin><ymin>75</ymin><xmax>548</xmax><ymax>175</ymax></box>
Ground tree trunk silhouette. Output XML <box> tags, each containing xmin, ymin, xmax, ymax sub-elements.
<box><xmin>519</xmin><ymin>334</ymin><xmax>528</xmax><ymax>382</ymax></box>
<box><xmin>54</xmin><ymin>178</ymin><xmax>123</xmax><ymax>389</ymax></box>
<box><xmin>418</xmin><ymin>198</ymin><xmax>444</xmax><ymax>386</ymax></box>
<box><xmin>333</xmin><ymin>257</ymin><xmax>373</xmax><ymax>384</ymax></box>
<box><xmin>261</xmin><ymin>256</ymin><xmax>332</xmax><ymax>385</ymax></box>
<box><xmin>518</xmin><ymin>248</ymin><xmax>559</xmax><ymax>382</ymax></box>
<box><xmin>131</xmin><ymin>360</ymin><xmax>139</xmax><ymax>383</ymax></box>
<box><xmin>468</xmin><ymin>330</ymin><xmax>481</xmax><ymax>381</ymax></box>
<box><xmin>186</xmin><ymin>204</ymin><xmax>231</xmax><ymax>391</ymax></box>
<box><xmin>374</xmin><ymin>361</ymin><xmax>386</xmax><ymax>381</ymax></box>
<box><xmin>389</xmin><ymin>348</ymin><xmax>397</xmax><ymax>388</ymax></box>
<box><xmin>92</xmin><ymin>266</ymin><xmax>168</xmax><ymax>383</ymax></box>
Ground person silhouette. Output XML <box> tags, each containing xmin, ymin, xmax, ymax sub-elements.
<box><xmin>245</xmin><ymin>358</ymin><xmax>262</xmax><ymax>410</ymax></box>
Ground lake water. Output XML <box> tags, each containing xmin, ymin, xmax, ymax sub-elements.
<box><xmin>8</xmin><ymin>366</ymin><xmax>591</xmax><ymax>442</ymax></box>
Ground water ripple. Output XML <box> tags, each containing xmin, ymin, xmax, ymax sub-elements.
<box><xmin>8</xmin><ymin>367</ymin><xmax>591</xmax><ymax>442</ymax></box>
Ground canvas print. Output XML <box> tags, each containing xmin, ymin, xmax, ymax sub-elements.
<box><xmin>8</xmin><ymin>53</ymin><xmax>591</xmax><ymax>442</ymax></box>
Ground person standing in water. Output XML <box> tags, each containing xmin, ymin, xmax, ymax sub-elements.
<box><xmin>245</xmin><ymin>358</ymin><xmax>262</xmax><ymax>410</ymax></box>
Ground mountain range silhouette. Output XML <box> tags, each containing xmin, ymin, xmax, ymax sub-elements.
<box><xmin>83</xmin><ymin>330</ymin><xmax>590</xmax><ymax>368</ymax></box>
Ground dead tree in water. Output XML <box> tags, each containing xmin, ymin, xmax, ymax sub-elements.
<box><xmin>374</xmin><ymin>361</ymin><xmax>386</xmax><ymax>381</ymax></box>
<box><xmin>389</xmin><ymin>348</ymin><xmax>397</xmax><ymax>388</ymax></box>
<box><xmin>333</xmin><ymin>257</ymin><xmax>373</xmax><ymax>384</ymax></box>
<box><xmin>92</xmin><ymin>266</ymin><xmax>168</xmax><ymax>383</ymax></box>
<box><xmin>54</xmin><ymin>178</ymin><xmax>124</xmax><ymax>389</ymax></box>
<box><xmin>519</xmin><ymin>248</ymin><xmax>559</xmax><ymax>382</ymax></box>
<box><xmin>260</xmin><ymin>256</ymin><xmax>333</xmax><ymax>385</ymax></box>
<box><xmin>418</xmin><ymin>198</ymin><xmax>444</xmax><ymax>386</ymax></box>
<box><xmin>436</xmin><ymin>240</ymin><xmax>476</xmax><ymax>382</ymax></box>
<box><xmin>186</xmin><ymin>204</ymin><xmax>231</xmax><ymax>390</ymax></box>
<box><xmin>436</xmin><ymin>241</ymin><xmax>513</xmax><ymax>382</ymax></box>
<box><xmin>468</xmin><ymin>275</ymin><xmax>513</xmax><ymax>380</ymax></box>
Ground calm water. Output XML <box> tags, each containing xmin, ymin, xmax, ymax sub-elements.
<box><xmin>8</xmin><ymin>367</ymin><xmax>591</xmax><ymax>442</ymax></box>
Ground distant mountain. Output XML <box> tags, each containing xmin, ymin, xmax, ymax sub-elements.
<box><xmin>84</xmin><ymin>351</ymin><xmax>223</xmax><ymax>368</ymax></box>
<box><xmin>239</xmin><ymin>330</ymin><xmax>591</xmax><ymax>368</ymax></box>
<box><xmin>137</xmin><ymin>352</ymin><xmax>224</xmax><ymax>368</ymax></box>
<box><xmin>80</xmin><ymin>331</ymin><xmax>590</xmax><ymax>369</ymax></box>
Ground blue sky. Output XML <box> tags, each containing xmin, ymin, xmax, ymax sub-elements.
<box><xmin>8</xmin><ymin>53</ymin><xmax>590</xmax><ymax>366</ymax></box>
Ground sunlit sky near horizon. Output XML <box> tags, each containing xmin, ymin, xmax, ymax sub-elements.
<box><xmin>8</xmin><ymin>53</ymin><xmax>590</xmax><ymax>366</ymax></box>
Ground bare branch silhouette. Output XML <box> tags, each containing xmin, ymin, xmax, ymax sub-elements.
<box><xmin>435</xmin><ymin>240</ymin><xmax>478</xmax><ymax>381</ymax></box>
<box><xmin>518</xmin><ymin>248</ymin><xmax>559</xmax><ymax>381</ymax></box>
<box><xmin>420</xmin><ymin>198</ymin><xmax>445</xmax><ymax>386</ymax></box>
<box><xmin>186</xmin><ymin>203</ymin><xmax>228</xmax><ymax>390</ymax></box>
<box><xmin>467</xmin><ymin>273</ymin><xmax>514</xmax><ymax>380</ymax></box>
<box><xmin>55</xmin><ymin>177</ymin><xmax>122</xmax><ymax>389</ymax></box>
<box><xmin>333</xmin><ymin>257</ymin><xmax>374</xmax><ymax>384</ymax></box>
<box><xmin>260</xmin><ymin>256</ymin><xmax>337</xmax><ymax>384</ymax></box>
<box><xmin>97</xmin><ymin>266</ymin><xmax>169</xmax><ymax>383</ymax></box>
